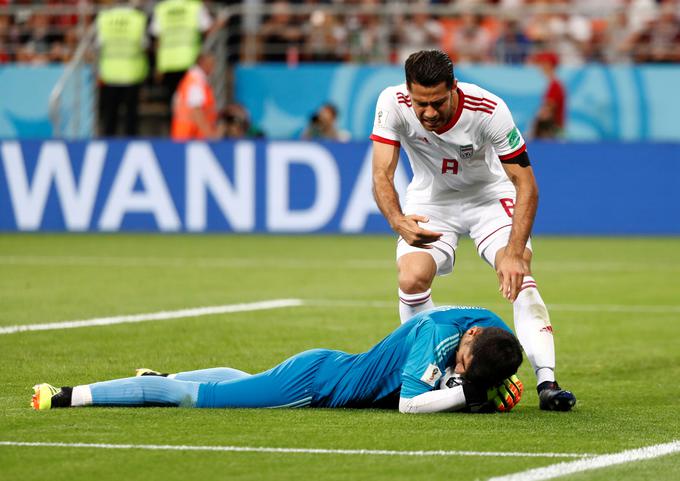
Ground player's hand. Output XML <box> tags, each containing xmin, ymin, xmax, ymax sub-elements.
<box><xmin>393</xmin><ymin>215</ymin><xmax>443</xmax><ymax>248</ymax></box>
<box><xmin>495</xmin><ymin>252</ymin><xmax>529</xmax><ymax>302</ymax></box>
<box><xmin>487</xmin><ymin>375</ymin><xmax>524</xmax><ymax>412</ymax></box>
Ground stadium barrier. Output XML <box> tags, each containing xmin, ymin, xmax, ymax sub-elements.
<box><xmin>3</xmin><ymin>64</ymin><xmax>680</xmax><ymax>142</ymax></box>
<box><xmin>1</xmin><ymin>139</ymin><xmax>678</xmax><ymax>234</ymax></box>
<box><xmin>236</xmin><ymin>64</ymin><xmax>680</xmax><ymax>142</ymax></box>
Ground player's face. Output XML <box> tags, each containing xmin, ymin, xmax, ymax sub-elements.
<box><xmin>454</xmin><ymin>327</ymin><xmax>481</xmax><ymax>375</ymax></box>
<box><xmin>408</xmin><ymin>81</ymin><xmax>455</xmax><ymax>132</ymax></box>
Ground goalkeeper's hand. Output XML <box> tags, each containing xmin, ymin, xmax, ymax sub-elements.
<box><xmin>487</xmin><ymin>375</ymin><xmax>524</xmax><ymax>412</ymax></box>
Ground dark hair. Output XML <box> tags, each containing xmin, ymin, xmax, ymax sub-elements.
<box><xmin>321</xmin><ymin>103</ymin><xmax>338</xmax><ymax>117</ymax></box>
<box><xmin>464</xmin><ymin>327</ymin><xmax>523</xmax><ymax>389</ymax></box>
<box><xmin>405</xmin><ymin>50</ymin><xmax>455</xmax><ymax>89</ymax></box>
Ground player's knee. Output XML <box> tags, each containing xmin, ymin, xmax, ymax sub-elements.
<box><xmin>398</xmin><ymin>271</ymin><xmax>432</xmax><ymax>294</ymax></box>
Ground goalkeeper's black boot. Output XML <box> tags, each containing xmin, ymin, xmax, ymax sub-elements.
<box><xmin>538</xmin><ymin>381</ymin><xmax>576</xmax><ymax>411</ymax></box>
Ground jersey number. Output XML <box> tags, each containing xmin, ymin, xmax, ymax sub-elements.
<box><xmin>441</xmin><ymin>158</ymin><xmax>459</xmax><ymax>175</ymax></box>
<box><xmin>500</xmin><ymin>198</ymin><xmax>515</xmax><ymax>217</ymax></box>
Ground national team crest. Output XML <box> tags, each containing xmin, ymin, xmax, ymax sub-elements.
<box><xmin>459</xmin><ymin>144</ymin><xmax>474</xmax><ymax>159</ymax></box>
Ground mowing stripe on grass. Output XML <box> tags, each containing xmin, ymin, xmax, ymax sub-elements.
<box><xmin>0</xmin><ymin>441</ymin><xmax>591</xmax><ymax>459</ymax></box>
<box><xmin>0</xmin><ymin>299</ymin><xmax>304</xmax><ymax>335</ymax></box>
<box><xmin>487</xmin><ymin>440</ymin><xmax>680</xmax><ymax>481</ymax></box>
<box><xmin>2</xmin><ymin>255</ymin><xmax>679</xmax><ymax>273</ymax></box>
<box><xmin>303</xmin><ymin>299</ymin><xmax>680</xmax><ymax>314</ymax></box>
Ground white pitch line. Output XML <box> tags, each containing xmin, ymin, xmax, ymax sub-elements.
<box><xmin>488</xmin><ymin>440</ymin><xmax>680</xmax><ymax>481</ymax></box>
<box><xmin>0</xmin><ymin>441</ymin><xmax>591</xmax><ymax>459</ymax></box>
<box><xmin>0</xmin><ymin>299</ymin><xmax>304</xmax><ymax>335</ymax></box>
<box><xmin>0</xmin><ymin>255</ymin><xmax>392</xmax><ymax>270</ymax></box>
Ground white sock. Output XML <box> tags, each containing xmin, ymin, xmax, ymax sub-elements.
<box><xmin>513</xmin><ymin>276</ymin><xmax>556</xmax><ymax>386</ymax></box>
<box><xmin>399</xmin><ymin>288</ymin><xmax>435</xmax><ymax>324</ymax></box>
<box><xmin>71</xmin><ymin>385</ymin><xmax>93</xmax><ymax>407</ymax></box>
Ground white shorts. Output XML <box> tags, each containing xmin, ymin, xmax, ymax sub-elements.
<box><xmin>396</xmin><ymin>190</ymin><xmax>533</xmax><ymax>276</ymax></box>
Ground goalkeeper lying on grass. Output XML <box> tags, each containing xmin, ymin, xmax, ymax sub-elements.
<box><xmin>32</xmin><ymin>306</ymin><xmax>525</xmax><ymax>414</ymax></box>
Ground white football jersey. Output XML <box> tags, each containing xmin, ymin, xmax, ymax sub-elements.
<box><xmin>370</xmin><ymin>82</ymin><xmax>526</xmax><ymax>205</ymax></box>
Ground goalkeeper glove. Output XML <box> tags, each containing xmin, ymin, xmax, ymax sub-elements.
<box><xmin>487</xmin><ymin>375</ymin><xmax>524</xmax><ymax>412</ymax></box>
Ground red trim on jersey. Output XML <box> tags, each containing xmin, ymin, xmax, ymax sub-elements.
<box><xmin>519</xmin><ymin>283</ymin><xmax>538</xmax><ymax>293</ymax></box>
<box><xmin>464</xmin><ymin>102</ymin><xmax>496</xmax><ymax>111</ymax></box>
<box><xmin>396</xmin><ymin>92</ymin><xmax>412</xmax><ymax>107</ymax></box>
<box><xmin>463</xmin><ymin>106</ymin><xmax>495</xmax><ymax>115</ymax></box>
<box><xmin>498</xmin><ymin>143</ymin><xmax>527</xmax><ymax>161</ymax></box>
<box><xmin>464</xmin><ymin>98</ymin><xmax>497</xmax><ymax>108</ymax></box>
<box><xmin>465</xmin><ymin>94</ymin><xmax>497</xmax><ymax>106</ymax></box>
<box><xmin>475</xmin><ymin>223</ymin><xmax>513</xmax><ymax>254</ymax></box>
<box><xmin>435</xmin><ymin>88</ymin><xmax>465</xmax><ymax>135</ymax></box>
<box><xmin>369</xmin><ymin>134</ymin><xmax>401</xmax><ymax>147</ymax></box>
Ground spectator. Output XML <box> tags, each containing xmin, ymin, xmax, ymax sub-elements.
<box><xmin>530</xmin><ymin>51</ymin><xmax>566</xmax><ymax>139</ymax></box>
<box><xmin>0</xmin><ymin>13</ymin><xmax>12</xmax><ymax>63</ymax></box>
<box><xmin>449</xmin><ymin>13</ymin><xmax>494</xmax><ymax>63</ymax></box>
<box><xmin>218</xmin><ymin>103</ymin><xmax>264</xmax><ymax>138</ymax></box>
<box><xmin>600</xmin><ymin>9</ymin><xmax>634</xmax><ymax>63</ymax></box>
<box><xmin>346</xmin><ymin>0</ymin><xmax>393</xmax><ymax>63</ymax></box>
<box><xmin>151</xmin><ymin>0</ymin><xmax>212</xmax><ymax>114</ymax></box>
<box><xmin>96</xmin><ymin>2</ymin><xmax>149</xmax><ymax>137</ymax></box>
<box><xmin>302</xmin><ymin>103</ymin><xmax>350</xmax><ymax>142</ymax></box>
<box><xmin>494</xmin><ymin>18</ymin><xmax>531</xmax><ymax>64</ymax></box>
<box><xmin>17</xmin><ymin>12</ymin><xmax>62</xmax><ymax>64</ymax></box>
<box><xmin>171</xmin><ymin>50</ymin><xmax>218</xmax><ymax>140</ymax></box>
<box><xmin>258</xmin><ymin>0</ymin><xmax>304</xmax><ymax>62</ymax></box>
<box><xmin>302</xmin><ymin>8</ymin><xmax>347</xmax><ymax>62</ymax></box>
<box><xmin>630</xmin><ymin>3</ymin><xmax>680</xmax><ymax>63</ymax></box>
<box><xmin>394</xmin><ymin>5</ymin><xmax>443</xmax><ymax>64</ymax></box>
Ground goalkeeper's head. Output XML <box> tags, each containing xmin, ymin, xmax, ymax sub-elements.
<box><xmin>457</xmin><ymin>327</ymin><xmax>523</xmax><ymax>389</ymax></box>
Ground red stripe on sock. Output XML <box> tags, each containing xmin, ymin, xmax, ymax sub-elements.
<box><xmin>399</xmin><ymin>294</ymin><xmax>432</xmax><ymax>306</ymax></box>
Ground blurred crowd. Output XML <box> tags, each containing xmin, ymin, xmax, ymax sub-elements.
<box><xmin>2</xmin><ymin>0</ymin><xmax>680</xmax><ymax>66</ymax></box>
<box><xmin>3</xmin><ymin>0</ymin><xmax>679</xmax><ymax>140</ymax></box>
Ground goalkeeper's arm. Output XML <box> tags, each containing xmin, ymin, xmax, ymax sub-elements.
<box><xmin>398</xmin><ymin>383</ymin><xmax>488</xmax><ymax>414</ymax></box>
<box><xmin>398</xmin><ymin>375</ymin><xmax>523</xmax><ymax>414</ymax></box>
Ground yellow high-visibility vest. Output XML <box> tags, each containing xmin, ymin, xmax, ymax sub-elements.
<box><xmin>97</xmin><ymin>7</ymin><xmax>148</xmax><ymax>85</ymax></box>
<box><xmin>154</xmin><ymin>0</ymin><xmax>202</xmax><ymax>73</ymax></box>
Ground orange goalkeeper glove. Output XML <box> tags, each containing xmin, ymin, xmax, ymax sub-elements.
<box><xmin>487</xmin><ymin>375</ymin><xmax>524</xmax><ymax>412</ymax></box>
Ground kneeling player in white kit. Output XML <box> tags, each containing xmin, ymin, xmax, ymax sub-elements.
<box><xmin>371</xmin><ymin>49</ymin><xmax>576</xmax><ymax>411</ymax></box>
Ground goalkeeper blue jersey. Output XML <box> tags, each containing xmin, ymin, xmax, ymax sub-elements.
<box><xmin>312</xmin><ymin>306</ymin><xmax>511</xmax><ymax>407</ymax></box>
<box><xmin>191</xmin><ymin>305</ymin><xmax>512</xmax><ymax>409</ymax></box>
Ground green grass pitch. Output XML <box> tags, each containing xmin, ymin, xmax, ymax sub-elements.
<box><xmin>1</xmin><ymin>234</ymin><xmax>679</xmax><ymax>481</ymax></box>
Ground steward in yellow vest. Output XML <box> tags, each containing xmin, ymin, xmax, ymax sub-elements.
<box><xmin>96</xmin><ymin>5</ymin><xmax>149</xmax><ymax>137</ymax></box>
<box><xmin>151</xmin><ymin>0</ymin><xmax>213</xmax><ymax>118</ymax></box>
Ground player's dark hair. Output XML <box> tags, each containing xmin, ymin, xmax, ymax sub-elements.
<box><xmin>464</xmin><ymin>328</ymin><xmax>523</xmax><ymax>389</ymax></box>
<box><xmin>405</xmin><ymin>50</ymin><xmax>455</xmax><ymax>89</ymax></box>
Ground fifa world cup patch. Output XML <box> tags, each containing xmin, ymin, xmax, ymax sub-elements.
<box><xmin>420</xmin><ymin>363</ymin><xmax>442</xmax><ymax>386</ymax></box>
<box><xmin>375</xmin><ymin>109</ymin><xmax>389</xmax><ymax>128</ymax></box>
<box><xmin>507</xmin><ymin>127</ymin><xmax>521</xmax><ymax>149</ymax></box>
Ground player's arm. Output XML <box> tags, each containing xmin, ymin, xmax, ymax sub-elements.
<box><xmin>398</xmin><ymin>383</ymin><xmax>485</xmax><ymax>413</ymax></box>
<box><xmin>497</xmin><ymin>155</ymin><xmax>538</xmax><ymax>301</ymax></box>
<box><xmin>371</xmin><ymin>140</ymin><xmax>442</xmax><ymax>247</ymax></box>
<box><xmin>190</xmin><ymin>106</ymin><xmax>217</xmax><ymax>139</ymax></box>
<box><xmin>399</xmin><ymin>375</ymin><xmax>523</xmax><ymax>414</ymax></box>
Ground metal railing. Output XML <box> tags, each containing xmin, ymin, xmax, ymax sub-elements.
<box><xmin>48</xmin><ymin>23</ymin><xmax>96</xmax><ymax>138</ymax></box>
